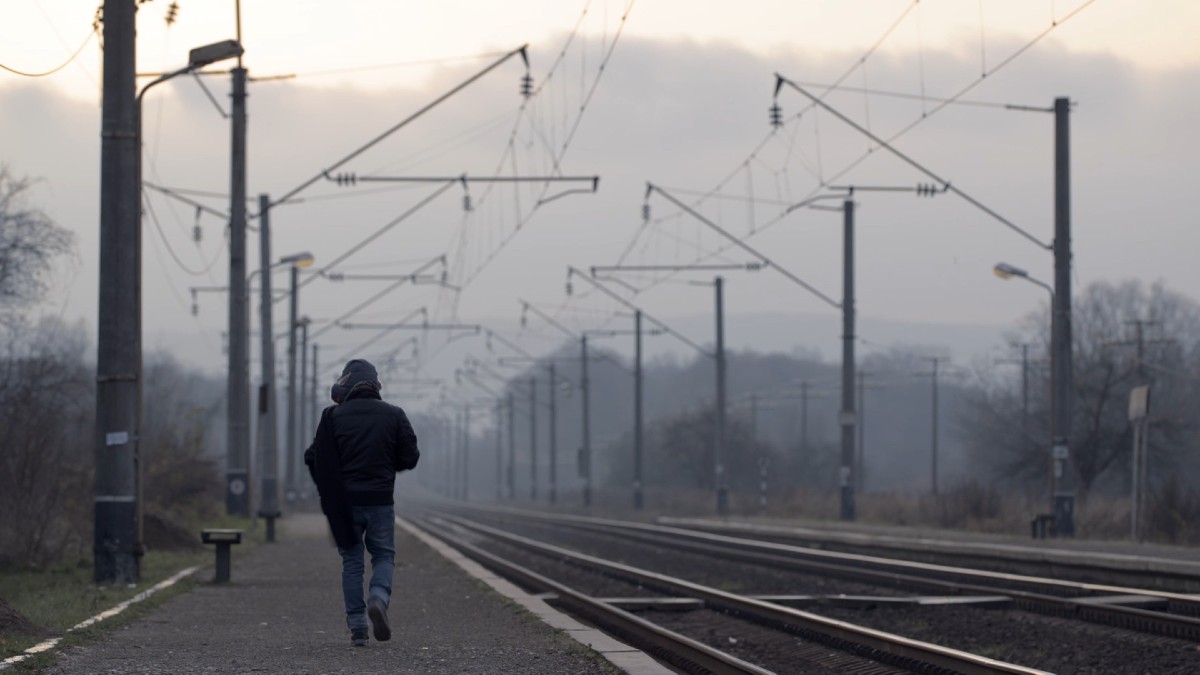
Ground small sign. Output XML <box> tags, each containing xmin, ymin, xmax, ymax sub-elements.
<box><xmin>229</xmin><ymin>478</ymin><xmax>246</xmax><ymax>496</ymax></box>
<box><xmin>1128</xmin><ymin>385</ymin><xmax>1151</xmax><ymax>421</ymax></box>
<box><xmin>105</xmin><ymin>431</ymin><xmax>129</xmax><ymax>446</ymax></box>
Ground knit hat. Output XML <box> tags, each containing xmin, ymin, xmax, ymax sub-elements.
<box><xmin>330</xmin><ymin>359</ymin><xmax>380</xmax><ymax>403</ymax></box>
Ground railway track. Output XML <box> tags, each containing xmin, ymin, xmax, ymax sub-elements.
<box><xmin>415</xmin><ymin>510</ymin><xmax>1051</xmax><ymax>675</ymax></box>
<box><xmin>446</xmin><ymin>504</ymin><xmax>1200</xmax><ymax>642</ymax></box>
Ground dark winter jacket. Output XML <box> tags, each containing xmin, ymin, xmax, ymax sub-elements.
<box><xmin>304</xmin><ymin>388</ymin><xmax>420</xmax><ymax>505</ymax></box>
<box><xmin>305</xmin><ymin>359</ymin><xmax>420</xmax><ymax>548</ymax></box>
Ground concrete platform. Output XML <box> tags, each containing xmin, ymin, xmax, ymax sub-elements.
<box><xmin>47</xmin><ymin>512</ymin><xmax>668</xmax><ymax>674</ymax></box>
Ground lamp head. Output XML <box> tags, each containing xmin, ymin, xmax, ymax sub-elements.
<box><xmin>280</xmin><ymin>252</ymin><xmax>315</xmax><ymax>269</ymax></box>
<box><xmin>187</xmin><ymin>39</ymin><xmax>244</xmax><ymax>69</ymax></box>
<box><xmin>993</xmin><ymin>262</ymin><xmax>1027</xmax><ymax>280</ymax></box>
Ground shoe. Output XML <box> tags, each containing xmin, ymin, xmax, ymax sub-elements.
<box><xmin>351</xmin><ymin>628</ymin><xmax>369</xmax><ymax>647</ymax></box>
<box><xmin>367</xmin><ymin>599</ymin><xmax>391</xmax><ymax>642</ymax></box>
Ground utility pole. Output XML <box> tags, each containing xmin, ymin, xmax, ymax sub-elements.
<box><xmin>507</xmin><ymin>393</ymin><xmax>516</xmax><ymax>500</ymax></box>
<box><xmin>298</xmin><ymin>317</ymin><xmax>310</xmax><ymax>482</ymax></box>
<box><xmin>256</xmin><ymin>195</ymin><xmax>279</xmax><ymax>538</ymax></box>
<box><xmin>95</xmin><ymin>0</ymin><xmax>139</xmax><ymax>583</ymax></box>
<box><xmin>927</xmin><ymin>357</ymin><xmax>941</xmax><ymax>496</ymax></box>
<box><xmin>549</xmin><ymin>362</ymin><xmax>558</xmax><ymax>505</ymax></box>
<box><xmin>1052</xmin><ymin>96</ymin><xmax>1076</xmax><ymax>537</ymax></box>
<box><xmin>749</xmin><ymin>394</ymin><xmax>759</xmax><ymax>443</ymax></box>
<box><xmin>839</xmin><ymin>198</ymin><xmax>857</xmax><ymax>520</ymax></box>
<box><xmin>581</xmin><ymin>335</ymin><xmax>592</xmax><ymax>507</ymax></box>
<box><xmin>715</xmin><ymin>277</ymin><xmax>729</xmax><ymax>515</ymax></box>
<box><xmin>285</xmin><ymin>264</ymin><xmax>300</xmax><ymax>497</ymax></box>
<box><xmin>529</xmin><ymin>376</ymin><xmax>537</xmax><ymax>501</ymax></box>
<box><xmin>800</xmin><ymin>381</ymin><xmax>810</xmax><ymax>465</ymax></box>
<box><xmin>310</xmin><ymin>341</ymin><xmax>318</xmax><ymax>497</ymax></box>
<box><xmin>495</xmin><ymin>401</ymin><xmax>503</xmax><ymax>501</ymax></box>
<box><xmin>634</xmin><ymin>310</ymin><xmax>644</xmax><ymax>510</ymax></box>
<box><xmin>856</xmin><ymin>371</ymin><xmax>865</xmax><ymax>493</ymax></box>
<box><xmin>226</xmin><ymin>55</ymin><xmax>250</xmax><ymax>517</ymax></box>
<box><xmin>462</xmin><ymin>406</ymin><xmax>471</xmax><ymax>502</ymax></box>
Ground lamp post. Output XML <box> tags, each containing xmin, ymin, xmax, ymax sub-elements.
<box><xmin>255</xmin><ymin>248</ymin><xmax>313</xmax><ymax>541</ymax></box>
<box><xmin>285</xmin><ymin>253</ymin><xmax>316</xmax><ymax>499</ymax></box>
<box><xmin>993</xmin><ymin>261</ymin><xmax>1059</xmax><ymax>528</ymax></box>
<box><xmin>132</xmin><ymin>38</ymin><xmax>244</xmax><ymax>514</ymax></box>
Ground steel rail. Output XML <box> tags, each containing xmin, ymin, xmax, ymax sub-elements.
<box><xmin>411</xmin><ymin>516</ymin><xmax>774</xmax><ymax>675</ymax></box>
<box><xmin>431</xmin><ymin>511</ymin><xmax>1049</xmax><ymax>675</ymax></box>
<box><xmin>454</xmin><ymin>504</ymin><xmax>1200</xmax><ymax>641</ymax></box>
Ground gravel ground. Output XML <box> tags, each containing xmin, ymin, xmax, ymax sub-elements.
<box><xmin>462</xmin><ymin>513</ymin><xmax>1200</xmax><ymax>674</ymax></box>
<box><xmin>470</xmin><ymin>517</ymin><xmax>906</xmax><ymax>597</ymax></box>
<box><xmin>47</xmin><ymin>514</ymin><xmax>616</xmax><ymax>675</ymax></box>
<box><xmin>642</xmin><ymin>608</ymin><xmax>909</xmax><ymax>675</ymax></box>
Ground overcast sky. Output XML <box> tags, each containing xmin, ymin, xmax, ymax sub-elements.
<box><xmin>1</xmin><ymin>0</ymin><xmax>1197</xmax><ymax>397</ymax></box>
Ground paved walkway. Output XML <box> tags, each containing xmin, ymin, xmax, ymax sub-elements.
<box><xmin>49</xmin><ymin>513</ymin><xmax>618</xmax><ymax>675</ymax></box>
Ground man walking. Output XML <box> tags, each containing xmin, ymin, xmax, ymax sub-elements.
<box><xmin>305</xmin><ymin>359</ymin><xmax>420</xmax><ymax>647</ymax></box>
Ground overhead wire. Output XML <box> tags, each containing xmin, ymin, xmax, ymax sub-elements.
<box><xmin>0</xmin><ymin>20</ymin><xmax>95</xmax><ymax>77</ymax></box>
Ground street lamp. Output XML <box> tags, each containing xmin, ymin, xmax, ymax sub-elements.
<box><xmin>256</xmin><ymin>249</ymin><xmax>315</xmax><ymax>542</ymax></box>
<box><xmin>993</xmin><ymin>262</ymin><xmax>1054</xmax><ymax>299</ymax></box>
<box><xmin>285</xmin><ymin>252</ymin><xmax>315</xmax><ymax>504</ymax></box>
<box><xmin>134</xmin><ymin>39</ymin><xmax>244</xmax><ymax>516</ymax></box>
<box><xmin>993</xmin><ymin>260</ymin><xmax>1060</xmax><ymax>535</ymax></box>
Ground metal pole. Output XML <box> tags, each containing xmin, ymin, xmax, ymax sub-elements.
<box><xmin>749</xmin><ymin>394</ymin><xmax>758</xmax><ymax>443</ymax></box>
<box><xmin>1130</xmin><ymin>419</ymin><xmax>1141</xmax><ymax>541</ymax></box>
<box><xmin>856</xmin><ymin>370</ymin><xmax>865</xmax><ymax>493</ymax></box>
<box><xmin>800</xmin><ymin>381</ymin><xmax>809</xmax><ymax>471</ymax></box>
<box><xmin>839</xmin><ymin>199</ymin><xmax>856</xmax><ymax>521</ymax></box>
<box><xmin>285</xmin><ymin>265</ymin><xmax>299</xmax><ymax>496</ymax></box>
<box><xmin>507</xmin><ymin>393</ymin><xmax>516</xmax><ymax>499</ymax></box>
<box><xmin>931</xmin><ymin>357</ymin><xmax>940</xmax><ymax>496</ymax></box>
<box><xmin>95</xmin><ymin>0</ymin><xmax>139</xmax><ymax>583</ymax></box>
<box><xmin>634</xmin><ymin>310</ymin><xmax>644</xmax><ymax>510</ymax></box>
<box><xmin>581</xmin><ymin>335</ymin><xmax>592</xmax><ymax>507</ymax></box>
<box><xmin>463</xmin><ymin>406</ymin><xmax>471</xmax><ymax>502</ymax></box>
<box><xmin>549</xmin><ymin>362</ymin><xmax>557</xmax><ymax>505</ymax></box>
<box><xmin>309</xmin><ymin>341</ymin><xmax>318</xmax><ymax>498</ymax></box>
<box><xmin>715</xmin><ymin>276</ymin><xmax>728</xmax><ymax>515</ymax></box>
<box><xmin>1052</xmin><ymin>96</ymin><xmax>1075</xmax><ymax>537</ymax></box>
<box><xmin>1021</xmin><ymin>344</ymin><xmax>1030</xmax><ymax>437</ymax></box>
<box><xmin>495</xmin><ymin>401</ymin><xmax>503</xmax><ymax>502</ymax></box>
<box><xmin>296</xmin><ymin>318</ymin><xmax>308</xmax><ymax>501</ymax></box>
<box><xmin>529</xmin><ymin>377</ymin><xmax>537</xmax><ymax>501</ymax></box>
<box><xmin>226</xmin><ymin>64</ymin><xmax>250</xmax><ymax>517</ymax></box>
<box><xmin>256</xmin><ymin>195</ymin><xmax>279</xmax><ymax>535</ymax></box>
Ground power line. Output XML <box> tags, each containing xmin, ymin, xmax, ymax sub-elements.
<box><xmin>0</xmin><ymin>23</ymin><xmax>95</xmax><ymax>77</ymax></box>
<box><xmin>283</xmin><ymin>51</ymin><xmax>509</xmax><ymax>79</ymax></box>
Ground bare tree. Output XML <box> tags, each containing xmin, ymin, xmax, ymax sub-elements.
<box><xmin>0</xmin><ymin>166</ymin><xmax>73</xmax><ymax>318</ymax></box>
<box><xmin>961</xmin><ymin>280</ymin><xmax>1200</xmax><ymax>500</ymax></box>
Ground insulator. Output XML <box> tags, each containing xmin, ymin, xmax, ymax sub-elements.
<box><xmin>191</xmin><ymin>302</ymin><xmax>198</xmax><ymax>316</ymax></box>
<box><xmin>769</xmin><ymin>101</ymin><xmax>783</xmax><ymax>129</ymax></box>
<box><xmin>641</xmin><ymin>203</ymin><xmax>650</xmax><ymax>222</ymax></box>
<box><xmin>520</xmin><ymin>73</ymin><xmax>534</xmax><ymax>99</ymax></box>
<box><xmin>463</xmin><ymin>194</ymin><xmax>473</xmax><ymax>212</ymax></box>
<box><xmin>566</xmin><ymin>281</ymin><xmax>573</xmax><ymax>296</ymax></box>
<box><xmin>520</xmin><ymin>314</ymin><xmax>527</xmax><ymax>328</ymax></box>
<box><xmin>165</xmin><ymin>1</ymin><xmax>179</xmax><ymax>26</ymax></box>
<box><xmin>192</xmin><ymin>225</ymin><xmax>202</xmax><ymax>242</ymax></box>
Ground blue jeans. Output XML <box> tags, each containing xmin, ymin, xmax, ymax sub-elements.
<box><xmin>337</xmin><ymin>504</ymin><xmax>395</xmax><ymax>632</ymax></box>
